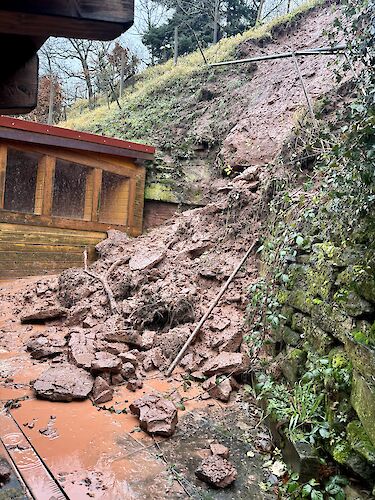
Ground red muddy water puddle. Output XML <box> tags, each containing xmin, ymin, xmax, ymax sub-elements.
<box><xmin>2</xmin><ymin>375</ymin><xmax>219</xmax><ymax>498</ymax></box>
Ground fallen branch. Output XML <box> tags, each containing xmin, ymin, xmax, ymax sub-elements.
<box><xmin>165</xmin><ymin>239</ymin><xmax>258</xmax><ymax>376</ymax></box>
<box><xmin>83</xmin><ymin>248</ymin><xmax>119</xmax><ymax>315</ymax></box>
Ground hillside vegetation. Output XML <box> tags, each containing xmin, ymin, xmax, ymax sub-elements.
<box><xmin>63</xmin><ymin>0</ymin><xmax>343</xmax><ymax>205</ymax></box>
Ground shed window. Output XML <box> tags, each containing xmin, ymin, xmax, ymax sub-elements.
<box><xmin>52</xmin><ymin>159</ymin><xmax>91</xmax><ymax>219</ymax></box>
<box><xmin>4</xmin><ymin>148</ymin><xmax>40</xmax><ymax>213</ymax></box>
<box><xmin>99</xmin><ymin>171</ymin><xmax>129</xmax><ymax>225</ymax></box>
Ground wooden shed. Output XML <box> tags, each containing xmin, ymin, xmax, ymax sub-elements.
<box><xmin>0</xmin><ymin>116</ymin><xmax>155</xmax><ymax>279</ymax></box>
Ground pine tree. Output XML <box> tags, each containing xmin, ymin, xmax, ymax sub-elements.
<box><xmin>142</xmin><ymin>0</ymin><xmax>257</xmax><ymax>63</ymax></box>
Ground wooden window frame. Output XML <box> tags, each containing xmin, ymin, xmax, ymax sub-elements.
<box><xmin>0</xmin><ymin>141</ymin><xmax>145</xmax><ymax>236</ymax></box>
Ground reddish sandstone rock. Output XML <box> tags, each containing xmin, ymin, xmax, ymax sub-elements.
<box><xmin>156</xmin><ymin>325</ymin><xmax>191</xmax><ymax>360</ymax></box>
<box><xmin>91</xmin><ymin>376</ymin><xmax>114</xmax><ymax>404</ymax></box>
<box><xmin>34</xmin><ymin>365</ymin><xmax>94</xmax><ymax>402</ymax></box>
<box><xmin>201</xmin><ymin>352</ymin><xmax>250</xmax><ymax>376</ymax></box>
<box><xmin>68</xmin><ymin>329</ymin><xmax>96</xmax><ymax>369</ymax></box>
<box><xmin>111</xmin><ymin>373</ymin><xmax>125</xmax><ymax>385</ymax></box>
<box><xmin>195</xmin><ymin>455</ymin><xmax>237</xmax><ymax>488</ymax></box>
<box><xmin>129</xmin><ymin>394</ymin><xmax>178</xmax><ymax>436</ymax></box>
<box><xmin>91</xmin><ymin>352</ymin><xmax>122</xmax><ymax>374</ymax></box>
<box><xmin>210</xmin><ymin>443</ymin><xmax>230</xmax><ymax>459</ymax></box>
<box><xmin>142</xmin><ymin>347</ymin><xmax>166</xmax><ymax>371</ymax></box>
<box><xmin>212</xmin><ymin>329</ymin><xmax>243</xmax><ymax>353</ymax></box>
<box><xmin>141</xmin><ymin>330</ymin><xmax>156</xmax><ymax>350</ymax></box>
<box><xmin>20</xmin><ymin>302</ymin><xmax>67</xmax><ymax>322</ymax></box>
<box><xmin>202</xmin><ymin>376</ymin><xmax>233</xmax><ymax>402</ymax></box>
<box><xmin>126</xmin><ymin>379</ymin><xmax>144</xmax><ymax>392</ymax></box>
<box><xmin>118</xmin><ymin>352</ymin><xmax>138</xmax><ymax>366</ymax></box>
<box><xmin>26</xmin><ymin>336</ymin><xmax>65</xmax><ymax>359</ymax></box>
<box><xmin>128</xmin><ymin>247</ymin><xmax>166</xmax><ymax>271</ymax></box>
<box><xmin>121</xmin><ymin>362</ymin><xmax>136</xmax><ymax>379</ymax></box>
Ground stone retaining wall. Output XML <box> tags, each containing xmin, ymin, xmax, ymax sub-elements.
<box><xmin>276</xmin><ymin>239</ymin><xmax>375</xmax><ymax>484</ymax></box>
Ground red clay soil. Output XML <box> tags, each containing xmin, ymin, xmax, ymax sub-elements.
<box><xmin>0</xmin><ymin>169</ymin><xmax>273</xmax><ymax>498</ymax></box>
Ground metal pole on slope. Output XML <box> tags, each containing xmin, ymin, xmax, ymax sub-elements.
<box><xmin>209</xmin><ymin>44</ymin><xmax>346</xmax><ymax>67</ymax></box>
<box><xmin>165</xmin><ymin>239</ymin><xmax>258</xmax><ymax>377</ymax></box>
<box><xmin>291</xmin><ymin>51</ymin><xmax>317</xmax><ymax>125</ymax></box>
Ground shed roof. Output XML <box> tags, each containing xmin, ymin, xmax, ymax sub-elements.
<box><xmin>0</xmin><ymin>116</ymin><xmax>155</xmax><ymax>161</ymax></box>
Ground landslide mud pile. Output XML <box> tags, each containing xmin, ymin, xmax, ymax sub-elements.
<box><xmin>20</xmin><ymin>167</ymin><xmax>262</xmax><ymax>404</ymax></box>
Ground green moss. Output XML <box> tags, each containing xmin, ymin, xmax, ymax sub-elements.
<box><xmin>329</xmin><ymin>348</ymin><xmax>350</xmax><ymax>370</ymax></box>
<box><xmin>280</xmin><ymin>348</ymin><xmax>306</xmax><ymax>383</ymax></box>
<box><xmin>277</xmin><ymin>290</ymin><xmax>289</xmax><ymax>305</ymax></box>
<box><xmin>144</xmin><ymin>183</ymin><xmax>179</xmax><ymax>203</ymax></box>
<box><xmin>351</xmin><ymin>372</ymin><xmax>375</xmax><ymax>447</ymax></box>
<box><xmin>332</xmin><ymin>440</ymin><xmax>352</xmax><ymax>463</ymax></box>
<box><xmin>352</xmin><ymin>329</ymin><xmax>375</xmax><ymax>348</ymax></box>
<box><xmin>347</xmin><ymin>420</ymin><xmax>375</xmax><ymax>463</ymax></box>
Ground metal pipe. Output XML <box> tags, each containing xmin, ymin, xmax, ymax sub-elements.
<box><xmin>165</xmin><ymin>239</ymin><xmax>258</xmax><ymax>377</ymax></box>
<box><xmin>209</xmin><ymin>44</ymin><xmax>346</xmax><ymax>67</ymax></box>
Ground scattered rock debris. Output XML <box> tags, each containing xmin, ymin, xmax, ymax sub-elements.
<box><xmin>129</xmin><ymin>394</ymin><xmax>178</xmax><ymax>437</ymax></box>
<box><xmin>16</xmin><ymin>174</ymin><xmax>260</xmax><ymax>420</ymax></box>
<box><xmin>195</xmin><ymin>454</ymin><xmax>237</xmax><ymax>488</ymax></box>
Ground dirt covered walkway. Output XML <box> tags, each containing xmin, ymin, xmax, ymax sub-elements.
<box><xmin>0</xmin><ymin>169</ymin><xmax>281</xmax><ymax>499</ymax></box>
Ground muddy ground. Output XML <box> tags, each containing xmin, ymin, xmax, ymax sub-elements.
<box><xmin>0</xmin><ymin>170</ymin><xmax>285</xmax><ymax>499</ymax></box>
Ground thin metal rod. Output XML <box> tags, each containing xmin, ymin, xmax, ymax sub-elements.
<box><xmin>209</xmin><ymin>44</ymin><xmax>346</xmax><ymax>67</ymax></box>
<box><xmin>292</xmin><ymin>52</ymin><xmax>317</xmax><ymax>125</ymax></box>
<box><xmin>166</xmin><ymin>239</ymin><xmax>258</xmax><ymax>376</ymax></box>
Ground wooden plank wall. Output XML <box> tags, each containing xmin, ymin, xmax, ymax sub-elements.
<box><xmin>0</xmin><ymin>223</ymin><xmax>106</xmax><ymax>279</ymax></box>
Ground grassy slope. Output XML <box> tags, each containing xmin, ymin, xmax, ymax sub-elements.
<box><xmin>63</xmin><ymin>0</ymin><xmax>322</xmax><ymax>203</ymax></box>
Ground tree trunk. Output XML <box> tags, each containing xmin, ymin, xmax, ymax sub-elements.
<box><xmin>173</xmin><ymin>26</ymin><xmax>179</xmax><ymax>65</ymax></box>
<box><xmin>47</xmin><ymin>75</ymin><xmax>54</xmax><ymax>124</ymax></box>
<box><xmin>256</xmin><ymin>0</ymin><xmax>266</xmax><ymax>24</ymax></box>
<box><xmin>119</xmin><ymin>49</ymin><xmax>126</xmax><ymax>98</ymax></box>
<box><xmin>213</xmin><ymin>0</ymin><xmax>220</xmax><ymax>43</ymax></box>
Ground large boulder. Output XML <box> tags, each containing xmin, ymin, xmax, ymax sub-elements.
<box><xmin>20</xmin><ymin>302</ymin><xmax>67</xmax><ymax>322</ymax></box>
<box><xmin>201</xmin><ymin>352</ymin><xmax>250</xmax><ymax>376</ymax></box>
<box><xmin>129</xmin><ymin>394</ymin><xmax>178</xmax><ymax>437</ymax></box>
<box><xmin>26</xmin><ymin>335</ymin><xmax>65</xmax><ymax>359</ymax></box>
<box><xmin>33</xmin><ymin>365</ymin><xmax>94</xmax><ymax>402</ymax></box>
<box><xmin>91</xmin><ymin>352</ymin><xmax>122</xmax><ymax>374</ymax></box>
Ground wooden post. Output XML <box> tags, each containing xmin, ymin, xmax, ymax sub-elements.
<box><xmin>83</xmin><ymin>168</ymin><xmax>95</xmax><ymax>221</ymax></box>
<box><xmin>0</xmin><ymin>144</ymin><xmax>7</xmax><ymax>209</ymax></box>
<box><xmin>91</xmin><ymin>168</ymin><xmax>102</xmax><ymax>222</ymax></box>
<box><xmin>84</xmin><ymin>168</ymin><xmax>103</xmax><ymax>221</ymax></box>
<box><xmin>34</xmin><ymin>155</ymin><xmax>55</xmax><ymax>215</ymax></box>
<box><xmin>127</xmin><ymin>176</ymin><xmax>137</xmax><ymax>232</ymax></box>
<box><xmin>173</xmin><ymin>26</ymin><xmax>179</xmax><ymax>65</ymax></box>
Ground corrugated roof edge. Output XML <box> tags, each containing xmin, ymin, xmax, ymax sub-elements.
<box><xmin>0</xmin><ymin>115</ymin><xmax>155</xmax><ymax>155</ymax></box>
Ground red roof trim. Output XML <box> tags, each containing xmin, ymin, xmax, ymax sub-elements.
<box><xmin>0</xmin><ymin>116</ymin><xmax>155</xmax><ymax>155</ymax></box>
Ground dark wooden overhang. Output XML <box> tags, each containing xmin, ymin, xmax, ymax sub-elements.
<box><xmin>0</xmin><ymin>116</ymin><xmax>155</xmax><ymax>161</ymax></box>
<box><xmin>0</xmin><ymin>0</ymin><xmax>134</xmax><ymax>114</ymax></box>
